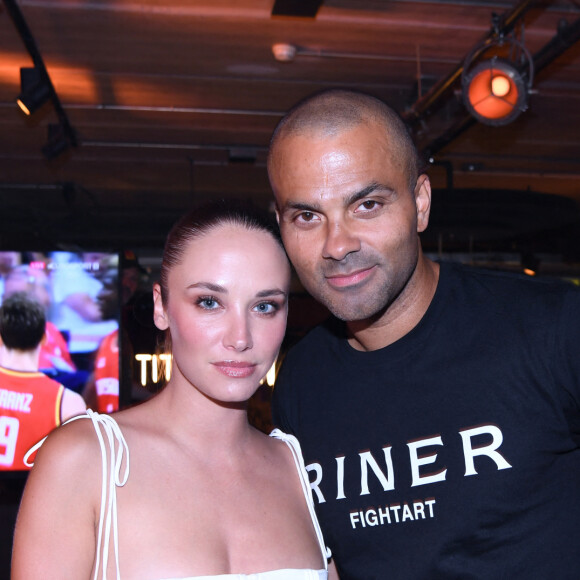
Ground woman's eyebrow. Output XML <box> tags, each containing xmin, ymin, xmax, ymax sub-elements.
<box><xmin>187</xmin><ymin>281</ymin><xmax>227</xmax><ymax>293</ymax></box>
<box><xmin>187</xmin><ymin>283</ymin><xmax>287</xmax><ymax>299</ymax></box>
<box><xmin>256</xmin><ymin>288</ymin><xmax>288</xmax><ymax>298</ymax></box>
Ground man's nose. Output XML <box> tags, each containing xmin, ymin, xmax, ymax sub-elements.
<box><xmin>322</xmin><ymin>221</ymin><xmax>361</xmax><ymax>261</ymax></box>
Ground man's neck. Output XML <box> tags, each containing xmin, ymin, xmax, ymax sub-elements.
<box><xmin>0</xmin><ymin>346</ymin><xmax>41</xmax><ymax>372</ymax></box>
<box><xmin>346</xmin><ymin>257</ymin><xmax>440</xmax><ymax>352</ymax></box>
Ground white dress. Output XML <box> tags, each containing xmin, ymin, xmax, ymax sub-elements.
<box><xmin>47</xmin><ymin>410</ymin><xmax>330</xmax><ymax>580</ymax></box>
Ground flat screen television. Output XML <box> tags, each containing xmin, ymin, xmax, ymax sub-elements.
<box><xmin>0</xmin><ymin>250</ymin><xmax>121</xmax><ymax>473</ymax></box>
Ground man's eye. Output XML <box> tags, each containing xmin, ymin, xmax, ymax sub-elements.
<box><xmin>356</xmin><ymin>199</ymin><xmax>381</xmax><ymax>213</ymax></box>
<box><xmin>296</xmin><ymin>211</ymin><xmax>318</xmax><ymax>223</ymax></box>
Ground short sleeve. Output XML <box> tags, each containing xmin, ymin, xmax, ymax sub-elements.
<box><xmin>271</xmin><ymin>354</ymin><xmax>296</xmax><ymax>436</ymax></box>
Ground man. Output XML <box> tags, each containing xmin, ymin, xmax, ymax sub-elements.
<box><xmin>0</xmin><ymin>293</ymin><xmax>86</xmax><ymax>471</ymax></box>
<box><xmin>267</xmin><ymin>89</ymin><xmax>580</xmax><ymax>579</ymax></box>
<box><xmin>3</xmin><ymin>264</ymin><xmax>76</xmax><ymax>373</ymax></box>
<box><xmin>83</xmin><ymin>268</ymin><xmax>120</xmax><ymax>413</ymax></box>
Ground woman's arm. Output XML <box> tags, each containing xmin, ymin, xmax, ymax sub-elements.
<box><xmin>328</xmin><ymin>559</ymin><xmax>340</xmax><ymax>579</ymax></box>
<box><xmin>12</xmin><ymin>421</ymin><xmax>99</xmax><ymax>579</ymax></box>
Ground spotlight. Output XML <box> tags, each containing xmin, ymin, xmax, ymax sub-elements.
<box><xmin>16</xmin><ymin>67</ymin><xmax>51</xmax><ymax>116</ymax></box>
<box><xmin>42</xmin><ymin>123</ymin><xmax>73</xmax><ymax>161</ymax></box>
<box><xmin>463</xmin><ymin>58</ymin><xmax>528</xmax><ymax>126</ymax></box>
<box><xmin>272</xmin><ymin>43</ymin><xmax>297</xmax><ymax>62</ymax></box>
<box><xmin>461</xmin><ymin>28</ymin><xmax>534</xmax><ymax>126</ymax></box>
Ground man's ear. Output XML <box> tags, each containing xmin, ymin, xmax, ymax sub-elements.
<box><xmin>152</xmin><ymin>283</ymin><xmax>169</xmax><ymax>331</ymax></box>
<box><xmin>415</xmin><ymin>174</ymin><xmax>432</xmax><ymax>233</ymax></box>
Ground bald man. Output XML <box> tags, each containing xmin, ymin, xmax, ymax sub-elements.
<box><xmin>268</xmin><ymin>89</ymin><xmax>580</xmax><ymax>579</ymax></box>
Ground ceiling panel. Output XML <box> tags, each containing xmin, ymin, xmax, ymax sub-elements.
<box><xmin>0</xmin><ymin>0</ymin><xmax>578</xmax><ymax>264</ymax></box>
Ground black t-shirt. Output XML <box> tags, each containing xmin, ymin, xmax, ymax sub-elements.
<box><xmin>273</xmin><ymin>261</ymin><xmax>580</xmax><ymax>580</ymax></box>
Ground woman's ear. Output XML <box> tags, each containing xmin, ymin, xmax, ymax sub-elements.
<box><xmin>152</xmin><ymin>283</ymin><xmax>169</xmax><ymax>331</ymax></box>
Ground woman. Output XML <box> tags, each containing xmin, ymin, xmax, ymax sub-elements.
<box><xmin>12</xmin><ymin>201</ymin><xmax>337</xmax><ymax>579</ymax></box>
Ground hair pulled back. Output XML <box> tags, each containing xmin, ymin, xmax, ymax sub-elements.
<box><xmin>159</xmin><ymin>199</ymin><xmax>284</xmax><ymax>306</ymax></box>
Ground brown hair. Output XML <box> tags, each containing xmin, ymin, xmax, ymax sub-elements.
<box><xmin>158</xmin><ymin>199</ymin><xmax>285</xmax><ymax>306</ymax></box>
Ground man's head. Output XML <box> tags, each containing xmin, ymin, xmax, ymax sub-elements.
<box><xmin>0</xmin><ymin>292</ymin><xmax>46</xmax><ymax>351</ymax></box>
<box><xmin>269</xmin><ymin>89</ymin><xmax>422</xmax><ymax>192</ymax></box>
<box><xmin>3</xmin><ymin>265</ymin><xmax>52</xmax><ymax>312</ymax></box>
<box><xmin>96</xmin><ymin>269</ymin><xmax>119</xmax><ymax>321</ymax></box>
<box><xmin>267</xmin><ymin>89</ymin><xmax>432</xmax><ymax>323</ymax></box>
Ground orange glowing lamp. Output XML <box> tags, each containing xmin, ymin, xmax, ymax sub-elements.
<box><xmin>463</xmin><ymin>58</ymin><xmax>528</xmax><ymax>126</ymax></box>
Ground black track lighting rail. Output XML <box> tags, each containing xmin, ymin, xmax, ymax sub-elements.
<box><xmin>2</xmin><ymin>0</ymin><xmax>78</xmax><ymax>151</ymax></box>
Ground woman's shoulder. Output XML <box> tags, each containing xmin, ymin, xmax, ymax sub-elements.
<box><xmin>32</xmin><ymin>407</ymin><xmax>138</xmax><ymax>476</ymax></box>
<box><xmin>31</xmin><ymin>412</ymin><xmax>109</xmax><ymax>474</ymax></box>
<box><xmin>268</xmin><ymin>428</ymin><xmax>303</xmax><ymax>457</ymax></box>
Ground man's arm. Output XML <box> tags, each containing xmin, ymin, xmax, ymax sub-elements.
<box><xmin>61</xmin><ymin>388</ymin><xmax>87</xmax><ymax>421</ymax></box>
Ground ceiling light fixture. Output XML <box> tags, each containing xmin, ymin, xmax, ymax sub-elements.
<box><xmin>272</xmin><ymin>43</ymin><xmax>297</xmax><ymax>62</ymax></box>
<box><xmin>271</xmin><ymin>0</ymin><xmax>323</xmax><ymax>18</ymax></box>
<box><xmin>462</xmin><ymin>19</ymin><xmax>534</xmax><ymax>126</ymax></box>
<box><xmin>5</xmin><ymin>0</ymin><xmax>79</xmax><ymax>160</ymax></box>
<box><xmin>16</xmin><ymin>67</ymin><xmax>51</xmax><ymax>116</ymax></box>
<box><xmin>41</xmin><ymin>123</ymin><xmax>75</xmax><ymax>161</ymax></box>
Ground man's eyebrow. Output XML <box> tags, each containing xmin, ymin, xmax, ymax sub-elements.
<box><xmin>345</xmin><ymin>182</ymin><xmax>393</xmax><ymax>206</ymax></box>
<box><xmin>187</xmin><ymin>282</ymin><xmax>227</xmax><ymax>293</ymax></box>
<box><xmin>281</xmin><ymin>200</ymin><xmax>321</xmax><ymax>213</ymax></box>
<box><xmin>280</xmin><ymin>182</ymin><xmax>394</xmax><ymax>214</ymax></box>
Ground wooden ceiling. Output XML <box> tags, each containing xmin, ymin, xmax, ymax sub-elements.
<box><xmin>0</xmin><ymin>0</ymin><xmax>579</xmax><ymax>264</ymax></box>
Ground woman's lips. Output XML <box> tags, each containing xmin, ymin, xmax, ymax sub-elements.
<box><xmin>212</xmin><ymin>361</ymin><xmax>257</xmax><ymax>378</ymax></box>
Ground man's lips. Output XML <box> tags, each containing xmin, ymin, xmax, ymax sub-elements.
<box><xmin>325</xmin><ymin>266</ymin><xmax>375</xmax><ymax>288</ymax></box>
<box><xmin>212</xmin><ymin>361</ymin><xmax>257</xmax><ymax>378</ymax></box>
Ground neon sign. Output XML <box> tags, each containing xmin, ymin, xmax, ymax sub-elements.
<box><xmin>134</xmin><ymin>354</ymin><xmax>172</xmax><ymax>386</ymax></box>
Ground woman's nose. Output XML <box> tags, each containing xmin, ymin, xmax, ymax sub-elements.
<box><xmin>223</xmin><ymin>312</ymin><xmax>253</xmax><ymax>351</ymax></box>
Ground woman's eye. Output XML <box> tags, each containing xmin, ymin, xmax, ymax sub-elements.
<box><xmin>254</xmin><ymin>302</ymin><xmax>278</xmax><ymax>315</ymax></box>
<box><xmin>197</xmin><ymin>296</ymin><xmax>219</xmax><ymax>309</ymax></box>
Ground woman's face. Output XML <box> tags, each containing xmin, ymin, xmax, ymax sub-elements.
<box><xmin>153</xmin><ymin>223</ymin><xmax>290</xmax><ymax>404</ymax></box>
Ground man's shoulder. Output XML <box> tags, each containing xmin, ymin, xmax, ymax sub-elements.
<box><xmin>0</xmin><ymin>365</ymin><xmax>64</xmax><ymax>389</ymax></box>
<box><xmin>276</xmin><ymin>316</ymin><xmax>345</xmax><ymax>387</ymax></box>
<box><xmin>286</xmin><ymin>315</ymin><xmax>345</xmax><ymax>354</ymax></box>
<box><xmin>34</xmin><ymin>371</ymin><xmax>67</xmax><ymax>393</ymax></box>
<box><xmin>441</xmin><ymin>260</ymin><xmax>579</xmax><ymax>301</ymax></box>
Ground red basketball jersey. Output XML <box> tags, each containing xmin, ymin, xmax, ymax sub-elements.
<box><xmin>94</xmin><ymin>330</ymin><xmax>119</xmax><ymax>414</ymax></box>
<box><xmin>0</xmin><ymin>366</ymin><xmax>64</xmax><ymax>470</ymax></box>
<box><xmin>39</xmin><ymin>321</ymin><xmax>76</xmax><ymax>372</ymax></box>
